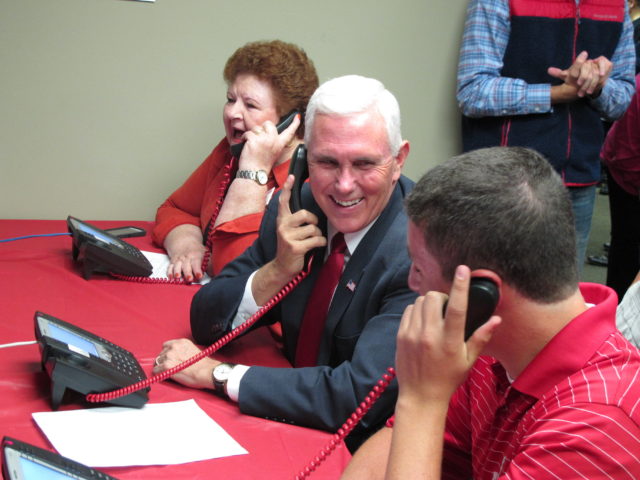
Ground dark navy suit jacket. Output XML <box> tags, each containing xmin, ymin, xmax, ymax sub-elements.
<box><xmin>191</xmin><ymin>175</ymin><xmax>417</xmax><ymax>448</ymax></box>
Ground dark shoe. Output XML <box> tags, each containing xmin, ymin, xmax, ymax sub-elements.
<box><xmin>587</xmin><ymin>254</ymin><xmax>608</xmax><ymax>267</ymax></box>
<box><xmin>603</xmin><ymin>242</ymin><xmax>610</xmax><ymax>252</ymax></box>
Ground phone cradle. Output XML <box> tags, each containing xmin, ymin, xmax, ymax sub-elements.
<box><xmin>67</xmin><ymin>216</ymin><xmax>152</xmax><ymax>280</ymax></box>
<box><xmin>35</xmin><ymin>312</ymin><xmax>149</xmax><ymax>410</ymax></box>
<box><xmin>42</xmin><ymin>354</ymin><xmax>148</xmax><ymax>410</ymax></box>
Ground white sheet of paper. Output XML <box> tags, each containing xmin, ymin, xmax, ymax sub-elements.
<box><xmin>141</xmin><ymin>250</ymin><xmax>211</xmax><ymax>284</ymax></box>
<box><xmin>32</xmin><ymin>400</ymin><xmax>247</xmax><ymax>467</ymax></box>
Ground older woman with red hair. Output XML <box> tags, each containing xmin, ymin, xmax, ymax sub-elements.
<box><xmin>153</xmin><ymin>40</ymin><xmax>318</xmax><ymax>282</ymax></box>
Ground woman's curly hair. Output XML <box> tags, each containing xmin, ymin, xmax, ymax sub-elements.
<box><xmin>224</xmin><ymin>40</ymin><xmax>319</xmax><ymax>137</ymax></box>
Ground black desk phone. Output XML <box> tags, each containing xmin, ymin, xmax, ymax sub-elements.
<box><xmin>230</xmin><ymin>110</ymin><xmax>298</xmax><ymax>158</ymax></box>
<box><xmin>67</xmin><ymin>216</ymin><xmax>152</xmax><ymax>280</ymax></box>
<box><xmin>2</xmin><ymin>437</ymin><xmax>118</xmax><ymax>480</ymax></box>
<box><xmin>34</xmin><ymin>311</ymin><xmax>149</xmax><ymax>410</ymax></box>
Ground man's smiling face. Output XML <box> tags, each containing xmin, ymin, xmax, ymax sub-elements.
<box><xmin>307</xmin><ymin>110</ymin><xmax>405</xmax><ymax>233</ymax></box>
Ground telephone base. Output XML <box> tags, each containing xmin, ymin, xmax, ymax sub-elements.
<box><xmin>46</xmin><ymin>358</ymin><xmax>148</xmax><ymax>410</ymax></box>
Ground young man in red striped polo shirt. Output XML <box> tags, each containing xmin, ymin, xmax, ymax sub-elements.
<box><xmin>342</xmin><ymin>146</ymin><xmax>640</xmax><ymax>479</ymax></box>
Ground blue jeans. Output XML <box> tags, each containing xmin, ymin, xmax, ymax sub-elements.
<box><xmin>568</xmin><ymin>185</ymin><xmax>597</xmax><ymax>276</ymax></box>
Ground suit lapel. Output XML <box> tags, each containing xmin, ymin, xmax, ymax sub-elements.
<box><xmin>316</xmin><ymin>182</ymin><xmax>406</xmax><ymax>364</ymax></box>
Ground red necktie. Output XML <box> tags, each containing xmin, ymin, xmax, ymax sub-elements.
<box><xmin>295</xmin><ymin>233</ymin><xmax>347</xmax><ymax>367</ymax></box>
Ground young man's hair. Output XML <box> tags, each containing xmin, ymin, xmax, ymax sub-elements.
<box><xmin>406</xmin><ymin>146</ymin><xmax>578</xmax><ymax>303</ymax></box>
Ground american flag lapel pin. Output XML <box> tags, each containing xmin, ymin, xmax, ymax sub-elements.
<box><xmin>346</xmin><ymin>279</ymin><xmax>356</xmax><ymax>292</ymax></box>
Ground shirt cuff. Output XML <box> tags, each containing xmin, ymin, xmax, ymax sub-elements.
<box><xmin>588</xmin><ymin>82</ymin><xmax>608</xmax><ymax>110</ymax></box>
<box><xmin>524</xmin><ymin>84</ymin><xmax>551</xmax><ymax>114</ymax></box>
<box><xmin>231</xmin><ymin>270</ymin><xmax>260</xmax><ymax>329</ymax></box>
<box><xmin>226</xmin><ymin>364</ymin><xmax>250</xmax><ymax>402</ymax></box>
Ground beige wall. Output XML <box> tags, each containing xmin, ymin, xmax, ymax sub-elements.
<box><xmin>0</xmin><ymin>0</ymin><xmax>468</xmax><ymax>220</ymax></box>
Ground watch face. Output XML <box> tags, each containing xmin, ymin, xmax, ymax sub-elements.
<box><xmin>256</xmin><ymin>170</ymin><xmax>268</xmax><ymax>185</ymax></box>
<box><xmin>214</xmin><ymin>363</ymin><xmax>234</xmax><ymax>381</ymax></box>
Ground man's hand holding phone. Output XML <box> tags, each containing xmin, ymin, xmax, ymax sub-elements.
<box><xmin>395</xmin><ymin>266</ymin><xmax>501</xmax><ymax>405</ymax></box>
<box><xmin>385</xmin><ymin>266</ymin><xmax>501</xmax><ymax>480</ymax></box>
<box><xmin>251</xmin><ymin>174</ymin><xmax>326</xmax><ymax>305</ymax></box>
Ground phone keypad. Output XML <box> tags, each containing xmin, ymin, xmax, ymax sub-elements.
<box><xmin>111</xmin><ymin>349</ymin><xmax>145</xmax><ymax>382</ymax></box>
<box><xmin>121</xmin><ymin>242</ymin><xmax>144</xmax><ymax>258</ymax></box>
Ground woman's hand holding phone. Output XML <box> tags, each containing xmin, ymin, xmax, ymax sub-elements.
<box><xmin>237</xmin><ymin>112</ymin><xmax>301</xmax><ymax>173</ymax></box>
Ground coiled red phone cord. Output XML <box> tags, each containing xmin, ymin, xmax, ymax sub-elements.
<box><xmin>95</xmin><ymin>249</ymin><xmax>396</xmax><ymax>479</ymax></box>
<box><xmin>86</xmin><ymin>256</ymin><xmax>310</xmax><ymax>404</ymax></box>
<box><xmin>294</xmin><ymin>366</ymin><xmax>396</xmax><ymax>480</ymax></box>
<box><xmin>110</xmin><ymin>155</ymin><xmax>236</xmax><ymax>285</ymax></box>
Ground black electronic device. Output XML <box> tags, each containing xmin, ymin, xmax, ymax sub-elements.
<box><xmin>2</xmin><ymin>437</ymin><xmax>118</xmax><ymax>480</ymax></box>
<box><xmin>230</xmin><ymin>110</ymin><xmax>299</xmax><ymax>158</ymax></box>
<box><xmin>288</xmin><ymin>144</ymin><xmax>309</xmax><ymax>213</ymax></box>
<box><xmin>443</xmin><ymin>278</ymin><xmax>500</xmax><ymax>341</ymax></box>
<box><xmin>67</xmin><ymin>216</ymin><xmax>152</xmax><ymax>280</ymax></box>
<box><xmin>35</xmin><ymin>311</ymin><xmax>149</xmax><ymax>410</ymax></box>
<box><xmin>102</xmin><ymin>226</ymin><xmax>146</xmax><ymax>239</ymax></box>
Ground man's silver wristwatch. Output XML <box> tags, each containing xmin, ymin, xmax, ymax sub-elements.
<box><xmin>236</xmin><ymin>169</ymin><xmax>268</xmax><ymax>185</ymax></box>
<box><xmin>212</xmin><ymin>362</ymin><xmax>236</xmax><ymax>397</ymax></box>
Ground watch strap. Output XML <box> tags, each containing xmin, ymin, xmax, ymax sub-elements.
<box><xmin>236</xmin><ymin>169</ymin><xmax>268</xmax><ymax>185</ymax></box>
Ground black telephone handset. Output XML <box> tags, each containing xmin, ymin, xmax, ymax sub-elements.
<box><xmin>288</xmin><ymin>144</ymin><xmax>309</xmax><ymax>213</ymax></box>
<box><xmin>229</xmin><ymin>110</ymin><xmax>299</xmax><ymax>158</ymax></box>
<box><xmin>443</xmin><ymin>278</ymin><xmax>500</xmax><ymax>341</ymax></box>
<box><xmin>67</xmin><ymin>216</ymin><xmax>152</xmax><ymax>280</ymax></box>
<box><xmin>34</xmin><ymin>311</ymin><xmax>149</xmax><ymax>410</ymax></box>
<box><xmin>2</xmin><ymin>436</ymin><xmax>119</xmax><ymax>480</ymax></box>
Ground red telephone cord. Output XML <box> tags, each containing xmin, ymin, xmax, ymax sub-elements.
<box><xmin>86</xmin><ymin>256</ymin><xmax>310</xmax><ymax>404</ymax></box>
<box><xmin>89</xmin><ymin>252</ymin><xmax>396</xmax><ymax>479</ymax></box>
<box><xmin>294</xmin><ymin>367</ymin><xmax>396</xmax><ymax>480</ymax></box>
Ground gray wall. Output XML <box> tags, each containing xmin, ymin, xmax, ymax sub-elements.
<box><xmin>1</xmin><ymin>0</ymin><xmax>467</xmax><ymax>220</ymax></box>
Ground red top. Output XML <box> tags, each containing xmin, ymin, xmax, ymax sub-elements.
<box><xmin>152</xmin><ymin>138</ymin><xmax>291</xmax><ymax>275</ymax></box>
<box><xmin>601</xmin><ymin>74</ymin><xmax>640</xmax><ymax>195</ymax></box>
<box><xmin>441</xmin><ymin>283</ymin><xmax>640</xmax><ymax>479</ymax></box>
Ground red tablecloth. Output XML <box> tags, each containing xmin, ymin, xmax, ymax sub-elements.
<box><xmin>0</xmin><ymin>219</ymin><xmax>350</xmax><ymax>479</ymax></box>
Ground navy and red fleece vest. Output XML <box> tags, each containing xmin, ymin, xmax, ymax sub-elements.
<box><xmin>462</xmin><ymin>0</ymin><xmax>624</xmax><ymax>186</ymax></box>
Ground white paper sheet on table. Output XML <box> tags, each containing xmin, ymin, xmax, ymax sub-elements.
<box><xmin>32</xmin><ymin>399</ymin><xmax>247</xmax><ymax>467</ymax></box>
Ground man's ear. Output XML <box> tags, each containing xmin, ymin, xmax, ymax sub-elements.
<box><xmin>470</xmin><ymin>269</ymin><xmax>502</xmax><ymax>308</ymax></box>
<box><xmin>396</xmin><ymin>141</ymin><xmax>409</xmax><ymax>167</ymax></box>
<box><xmin>392</xmin><ymin>141</ymin><xmax>410</xmax><ymax>179</ymax></box>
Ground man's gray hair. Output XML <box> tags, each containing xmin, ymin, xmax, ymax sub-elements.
<box><xmin>304</xmin><ymin>75</ymin><xmax>402</xmax><ymax>155</ymax></box>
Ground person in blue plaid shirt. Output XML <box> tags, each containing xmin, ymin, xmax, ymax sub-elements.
<box><xmin>456</xmin><ymin>0</ymin><xmax>636</xmax><ymax>273</ymax></box>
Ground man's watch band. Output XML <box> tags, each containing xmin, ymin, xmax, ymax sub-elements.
<box><xmin>236</xmin><ymin>169</ymin><xmax>268</xmax><ymax>185</ymax></box>
<box><xmin>212</xmin><ymin>362</ymin><xmax>236</xmax><ymax>397</ymax></box>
